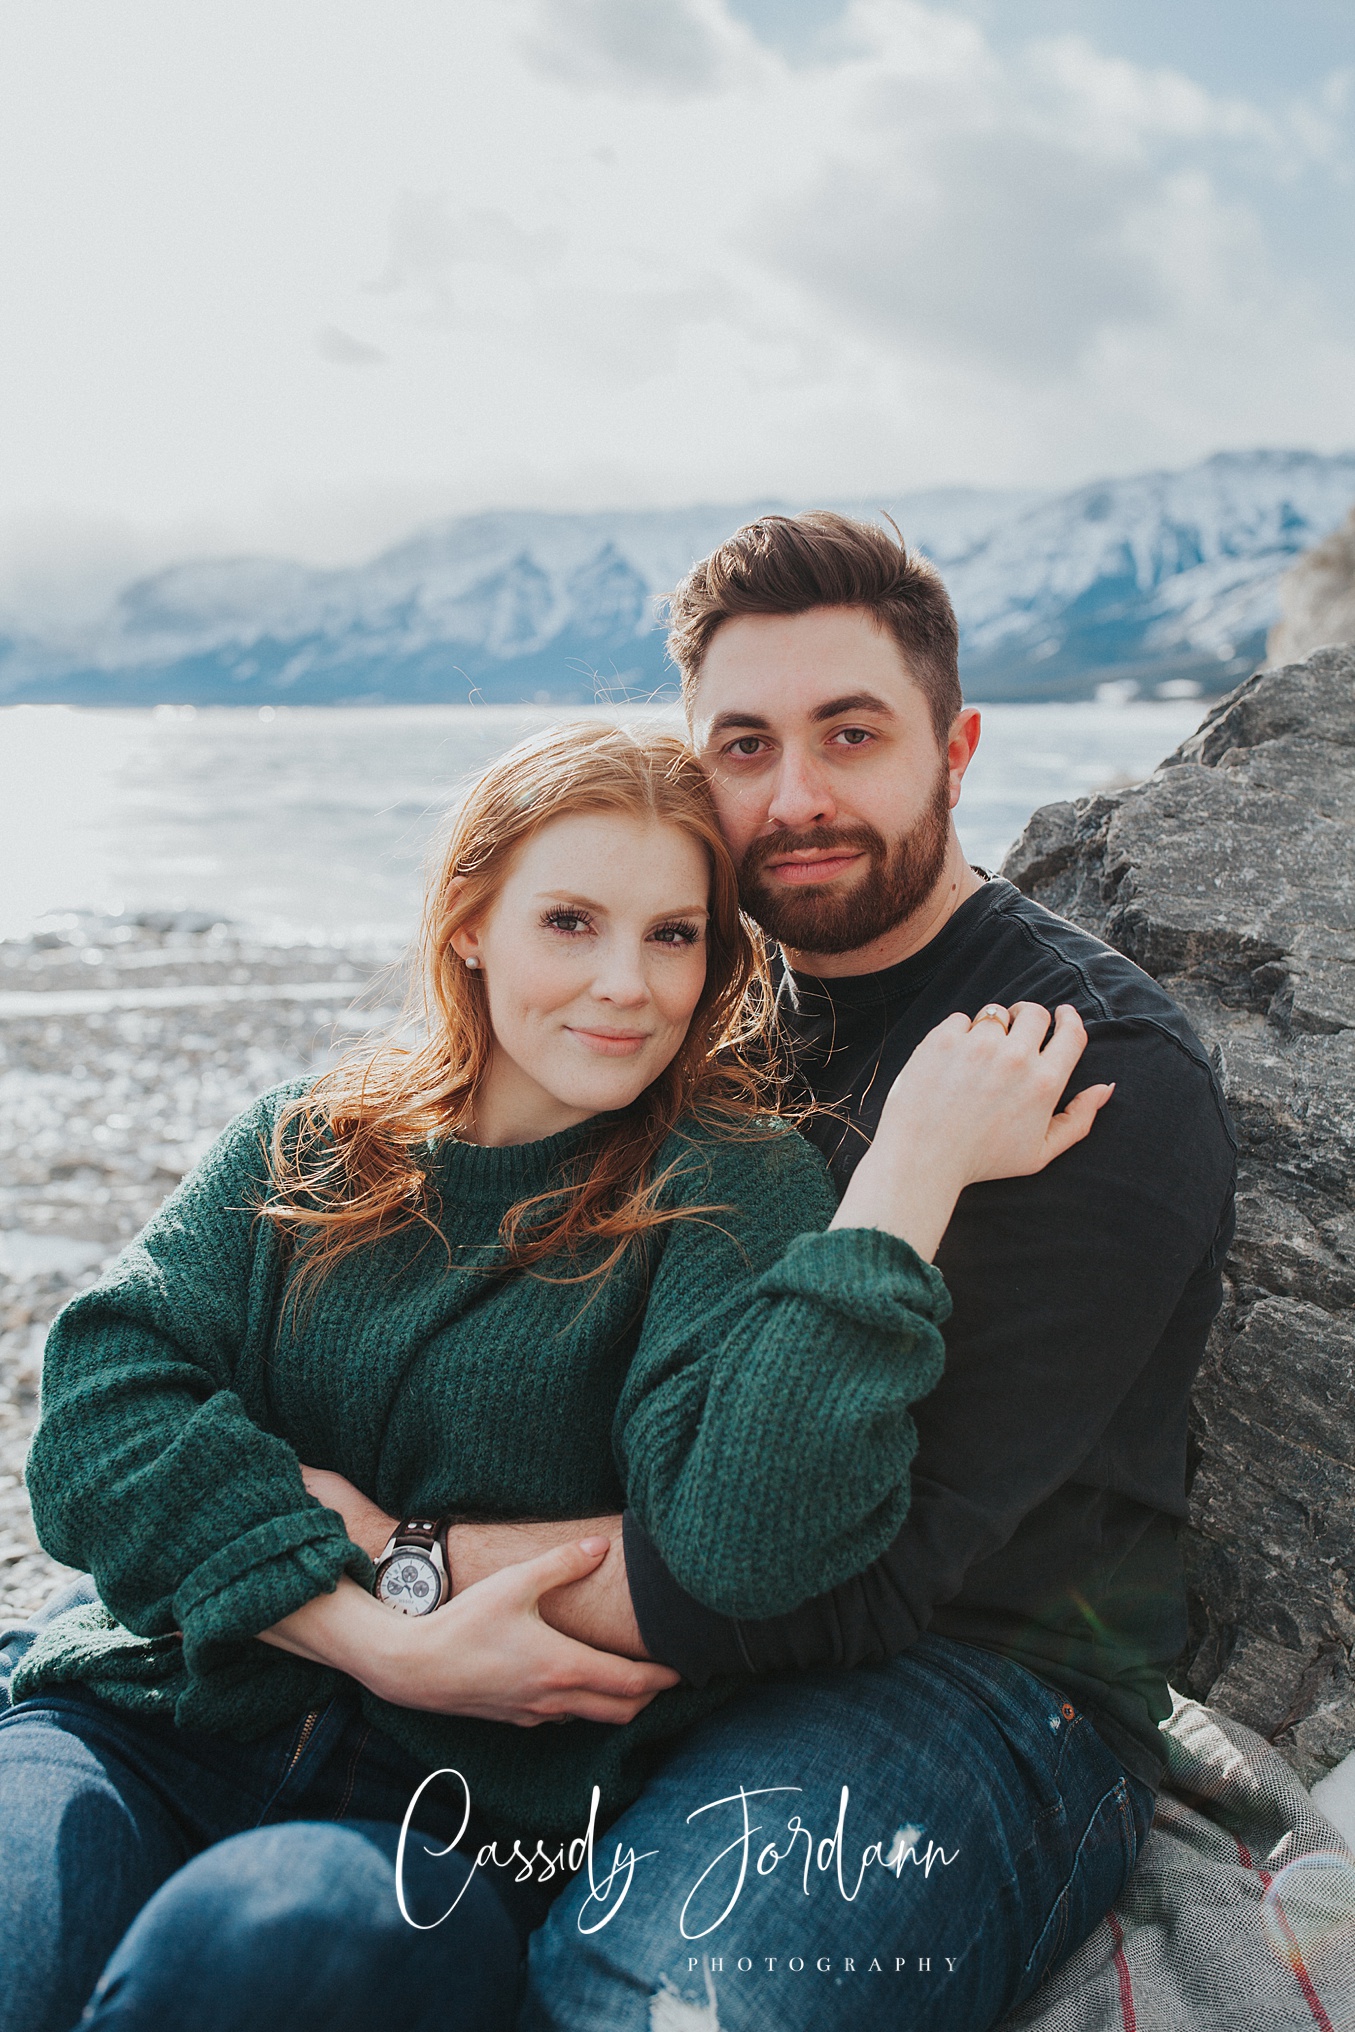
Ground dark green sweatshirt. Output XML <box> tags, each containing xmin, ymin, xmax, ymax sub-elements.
<box><xmin>16</xmin><ymin>1081</ymin><xmax>948</xmax><ymax>1836</ymax></box>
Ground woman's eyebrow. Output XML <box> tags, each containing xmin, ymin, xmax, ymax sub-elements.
<box><xmin>534</xmin><ymin>891</ymin><xmax>709</xmax><ymax>918</ymax></box>
<box><xmin>536</xmin><ymin>890</ymin><xmax>610</xmax><ymax>910</ymax></box>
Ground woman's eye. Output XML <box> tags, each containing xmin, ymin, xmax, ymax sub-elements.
<box><xmin>651</xmin><ymin>921</ymin><xmax>702</xmax><ymax>947</ymax></box>
<box><xmin>543</xmin><ymin>909</ymin><xmax>593</xmax><ymax>935</ymax></box>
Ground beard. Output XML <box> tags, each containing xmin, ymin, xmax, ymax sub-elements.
<box><xmin>737</xmin><ymin>764</ymin><xmax>952</xmax><ymax>957</ymax></box>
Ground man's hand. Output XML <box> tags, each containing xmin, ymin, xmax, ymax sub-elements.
<box><xmin>300</xmin><ymin>1466</ymin><xmax>650</xmax><ymax>1661</ymax></box>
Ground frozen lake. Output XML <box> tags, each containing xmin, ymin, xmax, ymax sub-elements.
<box><xmin>0</xmin><ymin>698</ymin><xmax>1209</xmax><ymax>947</ymax></box>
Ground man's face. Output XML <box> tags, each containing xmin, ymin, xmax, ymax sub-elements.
<box><xmin>688</xmin><ymin>606</ymin><xmax>979</xmax><ymax>956</ymax></box>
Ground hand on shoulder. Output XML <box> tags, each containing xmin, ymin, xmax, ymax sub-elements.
<box><xmin>833</xmin><ymin>1003</ymin><xmax>1114</xmax><ymax>1261</ymax></box>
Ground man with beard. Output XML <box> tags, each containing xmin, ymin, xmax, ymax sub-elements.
<box><xmin>505</xmin><ymin>512</ymin><xmax>1237</xmax><ymax>2030</ymax></box>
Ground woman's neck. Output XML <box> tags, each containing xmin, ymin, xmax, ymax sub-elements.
<box><xmin>461</xmin><ymin>1056</ymin><xmax>597</xmax><ymax>1148</ymax></box>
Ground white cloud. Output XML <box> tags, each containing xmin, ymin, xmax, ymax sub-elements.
<box><xmin>519</xmin><ymin>0</ymin><xmax>744</xmax><ymax>98</ymax></box>
<box><xmin>367</xmin><ymin>198</ymin><xmax>563</xmax><ymax>301</ymax></box>
<box><xmin>759</xmin><ymin>129</ymin><xmax>1168</xmax><ymax>374</ymax></box>
<box><xmin>314</xmin><ymin>325</ymin><xmax>386</xmax><ymax>367</ymax></box>
<box><xmin>1022</xmin><ymin>33</ymin><xmax>1271</xmax><ymax>153</ymax></box>
<box><xmin>0</xmin><ymin>0</ymin><xmax>1349</xmax><ymax>571</ymax></box>
<box><xmin>743</xmin><ymin>18</ymin><xmax>1319</xmax><ymax>380</ymax></box>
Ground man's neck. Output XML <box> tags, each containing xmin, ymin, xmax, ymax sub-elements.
<box><xmin>778</xmin><ymin>832</ymin><xmax>985</xmax><ymax>980</ymax></box>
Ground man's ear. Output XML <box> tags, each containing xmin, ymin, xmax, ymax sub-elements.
<box><xmin>946</xmin><ymin>708</ymin><xmax>981</xmax><ymax>807</ymax></box>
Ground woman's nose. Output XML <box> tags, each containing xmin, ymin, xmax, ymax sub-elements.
<box><xmin>591</xmin><ymin>948</ymin><xmax>651</xmax><ymax>1007</ymax></box>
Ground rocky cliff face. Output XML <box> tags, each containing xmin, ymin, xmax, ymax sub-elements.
<box><xmin>1268</xmin><ymin>505</ymin><xmax>1355</xmax><ymax>667</ymax></box>
<box><xmin>1002</xmin><ymin>645</ymin><xmax>1355</xmax><ymax>1785</ymax></box>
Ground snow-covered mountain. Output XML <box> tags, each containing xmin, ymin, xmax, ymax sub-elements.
<box><xmin>949</xmin><ymin>450</ymin><xmax>1355</xmax><ymax>698</ymax></box>
<box><xmin>2</xmin><ymin>450</ymin><xmax>1352</xmax><ymax>707</ymax></box>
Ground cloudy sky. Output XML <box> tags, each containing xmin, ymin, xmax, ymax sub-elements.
<box><xmin>1</xmin><ymin>0</ymin><xmax>1352</xmax><ymax>603</ymax></box>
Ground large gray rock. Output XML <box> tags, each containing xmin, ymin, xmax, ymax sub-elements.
<box><xmin>1002</xmin><ymin>645</ymin><xmax>1355</xmax><ymax>1786</ymax></box>
<box><xmin>1267</xmin><ymin>504</ymin><xmax>1355</xmax><ymax>666</ymax></box>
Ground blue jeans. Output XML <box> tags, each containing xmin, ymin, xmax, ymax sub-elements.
<box><xmin>520</xmin><ymin>1636</ymin><xmax>1155</xmax><ymax>2031</ymax></box>
<box><xmin>1</xmin><ymin>1589</ymin><xmax>1150</xmax><ymax>2032</ymax></box>
<box><xmin>0</xmin><ymin>1668</ymin><xmax>553</xmax><ymax>2032</ymax></box>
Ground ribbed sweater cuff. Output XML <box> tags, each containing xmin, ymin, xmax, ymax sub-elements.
<box><xmin>173</xmin><ymin>1511</ymin><xmax>373</xmax><ymax>1678</ymax></box>
<box><xmin>757</xmin><ymin>1224</ymin><xmax>952</xmax><ymax>1328</ymax></box>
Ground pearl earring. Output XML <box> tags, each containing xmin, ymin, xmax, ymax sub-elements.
<box><xmin>464</xmin><ymin>955</ymin><xmax>480</xmax><ymax>970</ymax></box>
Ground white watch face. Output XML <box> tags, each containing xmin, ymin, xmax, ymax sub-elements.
<box><xmin>375</xmin><ymin>1549</ymin><xmax>442</xmax><ymax>1615</ymax></box>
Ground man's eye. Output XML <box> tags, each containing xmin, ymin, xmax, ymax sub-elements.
<box><xmin>833</xmin><ymin>728</ymin><xmax>873</xmax><ymax>747</ymax></box>
<box><xmin>726</xmin><ymin>737</ymin><xmax>766</xmax><ymax>758</ymax></box>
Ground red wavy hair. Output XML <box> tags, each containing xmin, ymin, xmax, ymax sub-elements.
<box><xmin>264</xmin><ymin>721</ymin><xmax>776</xmax><ymax>1290</ymax></box>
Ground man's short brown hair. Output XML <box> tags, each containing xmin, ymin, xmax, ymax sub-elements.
<box><xmin>665</xmin><ymin>510</ymin><xmax>962</xmax><ymax>744</ymax></box>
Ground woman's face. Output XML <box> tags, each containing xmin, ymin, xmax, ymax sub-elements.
<box><xmin>453</xmin><ymin>811</ymin><xmax>712</xmax><ymax>1144</ymax></box>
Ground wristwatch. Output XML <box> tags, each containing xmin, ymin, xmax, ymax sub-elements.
<box><xmin>373</xmin><ymin>1516</ymin><xmax>452</xmax><ymax>1616</ymax></box>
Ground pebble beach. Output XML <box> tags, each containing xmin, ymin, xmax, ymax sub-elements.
<box><xmin>0</xmin><ymin>913</ymin><xmax>397</xmax><ymax>1621</ymax></box>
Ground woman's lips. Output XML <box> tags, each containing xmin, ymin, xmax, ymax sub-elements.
<box><xmin>567</xmin><ymin>1027</ymin><xmax>651</xmax><ymax>1056</ymax></box>
<box><xmin>766</xmin><ymin>851</ymin><xmax>866</xmax><ymax>885</ymax></box>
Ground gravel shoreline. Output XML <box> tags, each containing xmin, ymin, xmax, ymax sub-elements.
<box><xmin>0</xmin><ymin>912</ymin><xmax>400</xmax><ymax>1621</ymax></box>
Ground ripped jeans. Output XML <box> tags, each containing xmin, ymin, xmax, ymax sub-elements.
<box><xmin>520</xmin><ymin>1635</ymin><xmax>1155</xmax><ymax>2032</ymax></box>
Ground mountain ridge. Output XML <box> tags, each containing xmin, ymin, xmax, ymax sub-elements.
<box><xmin>2</xmin><ymin>451</ymin><xmax>1352</xmax><ymax>707</ymax></box>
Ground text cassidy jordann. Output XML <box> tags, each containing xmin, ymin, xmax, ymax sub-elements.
<box><xmin>395</xmin><ymin>1774</ymin><xmax>960</xmax><ymax>1938</ymax></box>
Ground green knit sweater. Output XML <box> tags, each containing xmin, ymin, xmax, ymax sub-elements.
<box><xmin>17</xmin><ymin>1081</ymin><xmax>949</xmax><ymax>1837</ymax></box>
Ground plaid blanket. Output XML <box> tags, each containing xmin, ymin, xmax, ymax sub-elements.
<box><xmin>1001</xmin><ymin>1693</ymin><xmax>1355</xmax><ymax>2032</ymax></box>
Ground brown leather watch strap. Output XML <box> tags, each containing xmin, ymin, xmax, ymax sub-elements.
<box><xmin>392</xmin><ymin>1516</ymin><xmax>444</xmax><ymax>1553</ymax></box>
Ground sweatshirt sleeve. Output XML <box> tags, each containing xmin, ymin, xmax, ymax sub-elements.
<box><xmin>611</xmin><ymin>1125</ymin><xmax>950</xmax><ymax>1620</ymax></box>
<box><xmin>25</xmin><ymin>1086</ymin><xmax>371</xmax><ymax>1684</ymax></box>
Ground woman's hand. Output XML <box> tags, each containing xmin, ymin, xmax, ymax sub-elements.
<box><xmin>382</xmin><ymin>1539</ymin><xmax>681</xmax><ymax>1726</ymax></box>
<box><xmin>259</xmin><ymin>1540</ymin><xmax>681</xmax><ymax>1728</ymax></box>
<box><xmin>300</xmin><ymin>1465</ymin><xmax>395</xmax><ymax>1562</ymax></box>
<box><xmin>832</xmin><ymin>1002</ymin><xmax>1113</xmax><ymax>1261</ymax></box>
<box><xmin>880</xmin><ymin>1002</ymin><xmax>1110</xmax><ymax>1186</ymax></box>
